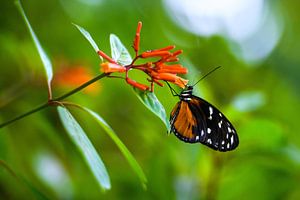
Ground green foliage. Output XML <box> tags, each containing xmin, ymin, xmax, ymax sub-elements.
<box><xmin>110</xmin><ymin>34</ymin><xmax>132</xmax><ymax>65</ymax></box>
<box><xmin>15</xmin><ymin>0</ymin><xmax>53</xmax><ymax>93</ymax></box>
<box><xmin>134</xmin><ymin>88</ymin><xmax>170</xmax><ymax>131</ymax></box>
<box><xmin>74</xmin><ymin>105</ymin><xmax>147</xmax><ymax>187</ymax></box>
<box><xmin>57</xmin><ymin>106</ymin><xmax>111</xmax><ymax>190</ymax></box>
<box><xmin>73</xmin><ymin>23</ymin><xmax>102</xmax><ymax>61</ymax></box>
<box><xmin>0</xmin><ymin>0</ymin><xmax>300</xmax><ymax>199</ymax></box>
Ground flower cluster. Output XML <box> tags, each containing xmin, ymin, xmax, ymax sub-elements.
<box><xmin>98</xmin><ymin>22</ymin><xmax>188</xmax><ymax>92</ymax></box>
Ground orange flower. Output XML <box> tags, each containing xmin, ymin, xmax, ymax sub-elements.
<box><xmin>174</xmin><ymin>77</ymin><xmax>189</xmax><ymax>88</ymax></box>
<box><xmin>97</xmin><ymin>50</ymin><xmax>117</xmax><ymax>64</ymax></box>
<box><xmin>151</xmin><ymin>45</ymin><xmax>175</xmax><ymax>52</ymax></box>
<box><xmin>155</xmin><ymin>64</ymin><xmax>188</xmax><ymax>74</ymax></box>
<box><xmin>100</xmin><ymin>62</ymin><xmax>126</xmax><ymax>73</ymax></box>
<box><xmin>126</xmin><ymin>77</ymin><xmax>149</xmax><ymax>91</ymax></box>
<box><xmin>141</xmin><ymin>51</ymin><xmax>172</xmax><ymax>58</ymax></box>
<box><xmin>133</xmin><ymin>21</ymin><xmax>142</xmax><ymax>54</ymax></box>
<box><xmin>96</xmin><ymin>21</ymin><xmax>189</xmax><ymax>92</ymax></box>
<box><xmin>150</xmin><ymin>71</ymin><xmax>188</xmax><ymax>88</ymax></box>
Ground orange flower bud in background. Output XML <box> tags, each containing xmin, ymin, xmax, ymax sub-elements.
<box><xmin>54</xmin><ymin>65</ymin><xmax>100</xmax><ymax>94</ymax></box>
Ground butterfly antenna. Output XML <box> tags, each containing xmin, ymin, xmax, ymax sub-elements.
<box><xmin>165</xmin><ymin>81</ymin><xmax>179</xmax><ymax>96</ymax></box>
<box><xmin>192</xmin><ymin>66</ymin><xmax>221</xmax><ymax>87</ymax></box>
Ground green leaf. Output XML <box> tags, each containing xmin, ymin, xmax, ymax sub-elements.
<box><xmin>133</xmin><ymin>88</ymin><xmax>170</xmax><ymax>131</ymax></box>
<box><xmin>15</xmin><ymin>0</ymin><xmax>53</xmax><ymax>90</ymax></box>
<box><xmin>57</xmin><ymin>106</ymin><xmax>110</xmax><ymax>190</ymax></box>
<box><xmin>77</xmin><ymin>106</ymin><xmax>147</xmax><ymax>187</ymax></box>
<box><xmin>73</xmin><ymin>23</ymin><xmax>103</xmax><ymax>61</ymax></box>
<box><xmin>110</xmin><ymin>34</ymin><xmax>132</xmax><ymax>65</ymax></box>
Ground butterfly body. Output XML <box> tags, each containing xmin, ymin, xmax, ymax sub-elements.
<box><xmin>170</xmin><ymin>85</ymin><xmax>239</xmax><ymax>152</ymax></box>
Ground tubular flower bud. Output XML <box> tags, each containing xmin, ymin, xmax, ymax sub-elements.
<box><xmin>126</xmin><ymin>77</ymin><xmax>149</xmax><ymax>91</ymax></box>
<box><xmin>100</xmin><ymin>62</ymin><xmax>126</xmax><ymax>73</ymax></box>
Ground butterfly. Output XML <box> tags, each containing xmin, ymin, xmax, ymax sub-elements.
<box><xmin>167</xmin><ymin>68</ymin><xmax>239</xmax><ymax>152</ymax></box>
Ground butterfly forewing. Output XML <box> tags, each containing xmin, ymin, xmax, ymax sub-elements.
<box><xmin>170</xmin><ymin>101</ymin><xmax>199</xmax><ymax>143</ymax></box>
<box><xmin>170</xmin><ymin>93</ymin><xmax>239</xmax><ymax>152</ymax></box>
<box><xmin>190</xmin><ymin>96</ymin><xmax>238</xmax><ymax>151</ymax></box>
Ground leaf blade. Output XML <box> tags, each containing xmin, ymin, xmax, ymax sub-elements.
<box><xmin>15</xmin><ymin>0</ymin><xmax>53</xmax><ymax>90</ymax></box>
<box><xmin>57</xmin><ymin>106</ymin><xmax>110</xmax><ymax>190</ymax></box>
<box><xmin>78</xmin><ymin>106</ymin><xmax>147</xmax><ymax>186</ymax></box>
<box><xmin>110</xmin><ymin>34</ymin><xmax>132</xmax><ymax>65</ymax></box>
<box><xmin>133</xmin><ymin>88</ymin><xmax>170</xmax><ymax>131</ymax></box>
<box><xmin>73</xmin><ymin>23</ymin><xmax>103</xmax><ymax>61</ymax></box>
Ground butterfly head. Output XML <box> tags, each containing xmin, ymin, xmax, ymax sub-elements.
<box><xmin>179</xmin><ymin>85</ymin><xmax>194</xmax><ymax>101</ymax></box>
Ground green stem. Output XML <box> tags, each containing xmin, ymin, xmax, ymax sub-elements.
<box><xmin>0</xmin><ymin>73</ymin><xmax>108</xmax><ymax>129</ymax></box>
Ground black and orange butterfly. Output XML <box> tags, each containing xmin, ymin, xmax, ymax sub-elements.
<box><xmin>167</xmin><ymin>68</ymin><xmax>239</xmax><ymax>152</ymax></box>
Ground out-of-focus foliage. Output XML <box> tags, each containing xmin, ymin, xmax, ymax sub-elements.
<box><xmin>0</xmin><ymin>0</ymin><xmax>299</xmax><ymax>199</ymax></box>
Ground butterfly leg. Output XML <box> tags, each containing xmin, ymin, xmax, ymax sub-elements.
<box><xmin>165</xmin><ymin>81</ymin><xmax>179</xmax><ymax>96</ymax></box>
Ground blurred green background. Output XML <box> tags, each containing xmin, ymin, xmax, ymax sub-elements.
<box><xmin>1</xmin><ymin>0</ymin><xmax>300</xmax><ymax>199</ymax></box>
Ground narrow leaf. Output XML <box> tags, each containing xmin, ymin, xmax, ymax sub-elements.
<box><xmin>73</xmin><ymin>23</ymin><xmax>103</xmax><ymax>61</ymax></box>
<box><xmin>134</xmin><ymin>88</ymin><xmax>170</xmax><ymax>131</ymax></box>
<box><xmin>78</xmin><ymin>106</ymin><xmax>147</xmax><ymax>186</ymax></box>
<box><xmin>110</xmin><ymin>34</ymin><xmax>132</xmax><ymax>65</ymax></box>
<box><xmin>57</xmin><ymin>106</ymin><xmax>110</xmax><ymax>190</ymax></box>
<box><xmin>15</xmin><ymin>0</ymin><xmax>53</xmax><ymax>91</ymax></box>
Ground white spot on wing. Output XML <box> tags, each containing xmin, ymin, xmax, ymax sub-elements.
<box><xmin>201</xmin><ymin>130</ymin><xmax>204</xmax><ymax>136</ymax></box>
<box><xmin>231</xmin><ymin>135</ymin><xmax>234</xmax><ymax>144</ymax></box>
<box><xmin>218</xmin><ymin>120</ymin><xmax>223</xmax><ymax>128</ymax></box>
<box><xmin>209</xmin><ymin>106</ymin><xmax>213</xmax><ymax>115</ymax></box>
<box><xmin>221</xmin><ymin>140</ymin><xmax>225</xmax><ymax>145</ymax></box>
<box><xmin>227</xmin><ymin>143</ymin><xmax>230</xmax><ymax>149</ymax></box>
<box><xmin>207</xmin><ymin>139</ymin><xmax>212</xmax><ymax>144</ymax></box>
<box><xmin>207</xmin><ymin>128</ymin><xmax>211</xmax><ymax>134</ymax></box>
<box><xmin>208</xmin><ymin>106</ymin><xmax>213</xmax><ymax>120</ymax></box>
<box><xmin>196</xmin><ymin>135</ymin><xmax>199</xmax><ymax>140</ymax></box>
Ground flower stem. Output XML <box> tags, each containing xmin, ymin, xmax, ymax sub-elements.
<box><xmin>0</xmin><ymin>73</ymin><xmax>108</xmax><ymax>129</ymax></box>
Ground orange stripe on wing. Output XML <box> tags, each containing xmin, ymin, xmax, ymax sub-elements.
<box><xmin>173</xmin><ymin>101</ymin><xmax>197</xmax><ymax>140</ymax></box>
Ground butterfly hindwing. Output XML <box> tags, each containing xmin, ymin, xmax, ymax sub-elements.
<box><xmin>189</xmin><ymin>96</ymin><xmax>238</xmax><ymax>151</ymax></box>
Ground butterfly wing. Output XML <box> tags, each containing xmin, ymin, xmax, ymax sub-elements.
<box><xmin>170</xmin><ymin>96</ymin><xmax>239</xmax><ymax>151</ymax></box>
<box><xmin>170</xmin><ymin>101</ymin><xmax>199</xmax><ymax>143</ymax></box>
